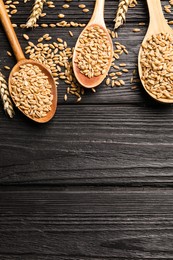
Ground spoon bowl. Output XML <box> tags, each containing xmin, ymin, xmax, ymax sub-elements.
<box><xmin>0</xmin><ymin>0</ymin><xmax>57</xmax><ymax>122</ymax></box>
<box><xmin>9</xmin><ymin>59</ymin><xmax>57</xmax><ymax>123</ymax></box>
<box><xmin>138</xmin><ymin>0</ymin><xmax>173</xmax><ymax>103</ymax></box>
<box><xmin>73</xmin><ymin>0</ymin><xmax>113</xmax><ymax>88</ymax></box>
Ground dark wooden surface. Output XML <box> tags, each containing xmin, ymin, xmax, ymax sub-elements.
<box><xmin>1</xmin><ymin>1</ymin><xmax>173</xmax><ymax>259</ymax></box>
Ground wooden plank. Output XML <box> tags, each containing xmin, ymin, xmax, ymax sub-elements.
<box><xmin>0</xmin><ymin>104</ymin><xmax>173</xmax><ymax>186</ymax></box>
<box><xmin>0</xmin><ymin>188</ymin><xmax>173</xmax><ymax>259</ymax></box>
<box><xmin>0</xmin><ymin>1</ymin><xmax>173</xmax><ymax>259</ymax></box>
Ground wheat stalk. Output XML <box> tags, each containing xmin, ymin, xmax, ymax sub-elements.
<box><xmin>26</xmin><ymin>0</ymin><xmax>46</xmax><ymax>28</ymax></box>
<box><xmin>0</xmin><ymin>72</ymin><xmax>15</xmax><ymax>118</ymax></box>
<box><xmin>114</xmin><ymin>0</ymin><xmax>131</xmax><ymax>29</ymax></box>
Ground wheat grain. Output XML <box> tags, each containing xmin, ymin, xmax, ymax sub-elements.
<box><xmin>104</xmin><ymin>32</ymin><xmax>130</xmax><ymax>88</ymax></box>
<box><xmin>58</xmin><ymin>14</ymin><xmax>65</xmax><ymax>18</ymax></box>
<box><xmin>74</xmin><ymin>25</ymin><xmax>111</xmax><ymax>78</ymax></box>
<box><xmin>7</xmin><ymin>51</ymin><xmax>12</xmax><ymax>57</ymax></box>
<box><xmin>4</xmin><ymin>66</ymin><xmax>10</xmax><ymax>70</ymax></box>
<box><xmin>5</xmin><ymin>0</ymin><xmax>19</xmax><ymax>18</ymax></box>
<box><xmin>78</xmin><ymin>4</ymin><xmax>86</xmax><ymax>9</ymax></box>
<box><xmin>62</xmin><ymin>4</ymin><xmax>69</xmax><ymax>9</ymax></box>
<box><xmin>46</xmin><ymin>1</ymin><xmax>55</xmax><ymax>8</ymax></box>
<box><xmin>24</xmin><ymin>30</ymin><xmax>129</xmax><ymax>102</ymax></box>
<box><xmin>133</xmin><ymin>28</ymin><xmax>141</xmax><ymax>32</ymax></box>
<box><xmin>140</xmin><ymin>33</ymin><xmax>173</xmax><ymax>100</ymax></box>
<box><xmin>119</xmin><ymin>63</ymin><xmax>126</xmax><ymax>67</ymax></box>
<box><xmin>164</xmin><ymin>5</ymin><xmax>171</xmax><ymax>13</ymax></box>
<box><xmin>23</xmin><ymin>34</ymin><xmax>29</xmax><ymax>40</ymax></box>
<box><xmin>122</xmin><ymin>68</ymin><xmax>128</xmax><ymax>72</ymax></box>
<box><xmin>69</xmin><ymin>31</ymin><xmax>73</xmax><ymax>37</ymax></box>
<box><xmin>25</xmin><ymin>35</ymin><xmax>84</xmax><ymax>102</ymax></box>
<box><xmin>11</xmin><ymin>64</ymin><xmax>53</xmax><ymax>119</ymax></box>
<box><xmin>82</xmin><ymin>8</ymin><xmax>89</xmax><ymax>13</ymax></box>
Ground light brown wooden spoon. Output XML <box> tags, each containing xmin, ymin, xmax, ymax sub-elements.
<box><xmin>72</xmin><ymin>0</ymin><xmax>113</xmax><ymax>88</ymax></box>
<box><xmin>138</xmin><ymin>0</ymin><xmax>173</xmax><ymax>103</ymax></box>
<box><xmin>0</xmin><ymin>0</ymin><xmax>57</xmax><ymax>122</ymax></box>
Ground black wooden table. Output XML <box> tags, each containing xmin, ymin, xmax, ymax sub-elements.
<box><xmin>1</xmin><ymin>1</ymin><xmax>173</xmax><ymax>259</ymax></box>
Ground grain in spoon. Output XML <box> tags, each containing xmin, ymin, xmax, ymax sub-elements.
<box><xmin>73</xmin><ymin>0</ymin><xmax>113</xmax><ymax>88</ymax></box>
<box><xmin>138</xmin><ymin>0</ymin><xmax>173</xmax><ymax>103</ymax></box>
<box><xmin>0</xmin><ymin>0</ymin><xmax>57</xmax><ymax>122</ymax></box>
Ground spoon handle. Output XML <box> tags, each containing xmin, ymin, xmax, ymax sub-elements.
<box><xmin>0</xmin><ymin>0</ymin><xmax>25</xmax><ymax>61</ymax></box>
<box><xmin>89</xmin><ymin>0</ymin><xmax>105</xmax><ymax>26</ymax></box>
<box><xmin>147</xmin><ymin>0</ymin><xmax>166</xmax><ymax>26</ymax></box>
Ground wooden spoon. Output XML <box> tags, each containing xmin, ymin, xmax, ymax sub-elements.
<box><xmin>138</xmin><ymin>0</ymin><xmax>173</xmax><ymax>103</ymax></box>
<box><xmin>72</xmin><ymin>0</ymin><xmax>113</xmax><ymax>88</ymax></box>
<box><xmin>0</xmin><ymin>0</ymin><xmax>57</xmax><ymax>122</ymax></box>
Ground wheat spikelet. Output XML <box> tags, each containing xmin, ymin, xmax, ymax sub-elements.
<box><xmin>0</xmin><ymin>72</ymin><xmax>15</xmax><ymax>118</ymax></box>
<box><xmin>114</xmin><ymin>0</ymin><xmax>131</xmax><ymax>29</ymax></box>
<box><xmin>26</xmin><ymin>0</ymin><xmax>46</xmax><ymax>28</ymax></box>
<box><xmin>129</xmin><ymin>0</ymin><xmax>138</xmax><ymax>7</ymax></box>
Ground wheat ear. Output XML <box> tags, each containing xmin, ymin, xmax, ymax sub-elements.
<box><xmin>26</xmin><ymin>0</ymin><xmax>46</xmax><ymax>28</ymax></box>
<box><xmin>114</xmin><ymin>0</ymin><xmax>131</xmax><ymax>29</ymax></box>
<box><xmin>0</xmin><ymin>72</ymin><xmax>15</xmax><ymax>118</ymax></box>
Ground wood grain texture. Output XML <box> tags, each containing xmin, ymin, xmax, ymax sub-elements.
<box><xmin>0</xmin><ymin>104</ymin><xmax>173</xmax><ymax>186</ymax></box>
<box><xmin>1</xmin><ymin>189</ymin><xmax>173</xmax><ymax>259</ymax></box>
<box><xmin>1</xmin><ymin>1</ymin><xmax>173</xmax><ymax>259</ymax></box>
